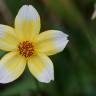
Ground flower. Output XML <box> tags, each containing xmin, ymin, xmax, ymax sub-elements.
<box><xmin>91</xmin><ymin>3</ymin><xmax>96</xmax><ymax>20</ymax></box>
<box><xmin>0</xmin><ymin>5</ymin><xmax>68</xmax><ymax>83</ymax></box>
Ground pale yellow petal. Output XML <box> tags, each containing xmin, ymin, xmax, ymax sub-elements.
<box><xmin>15</xmin><ymin>5</ymin><xmax>40</xmax><ymax>41</ymax></box>
<box><xmin>36</xmin><ymin>30</ymin><xmax>69</xmax><ymax>56</ymax></box>
<box><xmin>0</xmin><ymin>24</ymin><xmax>18</xmax><ymax>51</ymax></box>
<box><xmin>0</xmin><ymin>52</ymin><xmax>26</xmax><ymax>83</ymax></box>
<box><xmin>28</xmin><ymin>54</ymin><xmax>54</xmax><ymax>83</ymax></box>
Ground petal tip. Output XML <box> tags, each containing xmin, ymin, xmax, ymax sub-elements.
<box><xmin>16</xmin><ymin>4</ymin><xmax>40</xmax><ymax>21</ymax></box>
<box><xmin>37</xmin><ymin>69</ymin><xmax>54</xmax><ymax>83</ymax></box>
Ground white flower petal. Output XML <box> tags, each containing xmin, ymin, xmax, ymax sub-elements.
<box><xmin>91</xmin><ymin>3</ymin><xmax>96</xmax><ymax>20</ymax></box>
<box><xmin>36</xmin><ymin>30</ymin><xmax>69</xmax><ymax>55</ymax></box>
<box><xmin>0</xmin><ymin>52</ymin><xmax>26</xmax><ymax>83</ymax></box>
<box><xmin>15</xmin><ymin>5</ymin><xmax>40</xmax><ymax>41</ymax></box>
<box><xmin>0</xmin><ymin>24</ymin><xmax>18</xmax><ymax>51</ymax></box>
<box><xmin>28</xmin><ymin>54</ymin><xmax>54</xmax><ymax>83</ymax></box>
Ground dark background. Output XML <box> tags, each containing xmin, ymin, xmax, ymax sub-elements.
<box><xmin>0</xmin><ymin>0</ymin><xmax>96</xmax><ymax>96</ymax></box>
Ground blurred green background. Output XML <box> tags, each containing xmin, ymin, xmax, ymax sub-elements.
<box><xmin>0</xmin><ymin>0</ymin><xmax>96</xmax><ymax>96</ymax></box>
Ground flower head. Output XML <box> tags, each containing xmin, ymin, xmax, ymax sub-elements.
<box><xmin>0</xmin><ymin>5</ymin><xmax>68</xmax><ymax>83</ymax></box>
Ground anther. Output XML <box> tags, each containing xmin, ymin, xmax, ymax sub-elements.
<box><xmin>18</xmin><ymin>41</ymin><xmax>34</xmax><ymax>58</ymax></box>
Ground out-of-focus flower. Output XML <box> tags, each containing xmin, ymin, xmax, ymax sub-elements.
<box><xmin>91</xmin><ymin>3</ymin><xmax>96</xmax><ymax>20</ymax></box>
<box><xmin>0</xmin><ymin>5</ymin><xmax>68</xmax><ymax>83</ymax></box>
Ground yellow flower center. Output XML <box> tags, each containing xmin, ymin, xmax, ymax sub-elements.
<box><xmin>18</xmin><ymin>41</ymin><xmax>34</xmax><ymax>58</ymax></box>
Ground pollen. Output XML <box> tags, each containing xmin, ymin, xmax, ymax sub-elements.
<box><xmin>18</xmin><ymin>41</ymin><xmax>34</xmax><ymax>58</ymax></box>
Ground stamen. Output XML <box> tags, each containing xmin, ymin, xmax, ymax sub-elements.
<box><xmin>18</xmin><ymin>41</ymin><xmax>34</xmax><ymax>58</ymax></box>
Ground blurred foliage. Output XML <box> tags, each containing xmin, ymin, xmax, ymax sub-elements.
<box><xmin>0</xmin><ymin>0</ymin><xmax>96</xmax><ymax>96</ymax></box>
